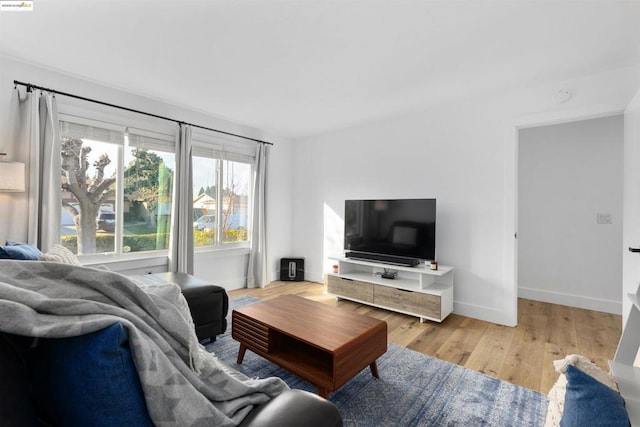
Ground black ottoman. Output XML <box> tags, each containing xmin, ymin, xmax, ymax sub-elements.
<box><xmin>133</xmin><ymin>272</ymin><xmax>229</xmax><ymax>342</ymax></box>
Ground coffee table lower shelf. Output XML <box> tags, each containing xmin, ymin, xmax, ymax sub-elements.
<box><xmin>237</xmin><ymin>340</ymin><xmax>337</xmax><ymax>396</ymax></box>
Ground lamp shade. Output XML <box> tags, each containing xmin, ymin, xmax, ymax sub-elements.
<box><xmin>0</xmin><ymin>161</ymin><xmax>26</xmax><ymax>192</ymax></box>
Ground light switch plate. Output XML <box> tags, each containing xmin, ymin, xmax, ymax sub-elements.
<box><xmin>597</xmin><ymin>213</ymin><xmax>612</xmax><ymax>224</ymax></box>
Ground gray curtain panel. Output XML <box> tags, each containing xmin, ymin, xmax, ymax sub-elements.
<box><xmin>247</xmin><ymin>143</ymin><xmax>268</xmax><ymax>288</ymax></box>
<box><xmin>14</xmin><ymin>89</ymin><xmax>60</xmax><ymax>251</ymax></box>
<box><xmin>169</xmin><ymin>124</ymin><xmax>194</xmax><ymax>274</ymax></box>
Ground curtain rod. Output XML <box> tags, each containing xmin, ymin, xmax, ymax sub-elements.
<box><xmin>13</xmin><ymin>80</ymin><xmax>273</xmax><ymax>146</ymax></box>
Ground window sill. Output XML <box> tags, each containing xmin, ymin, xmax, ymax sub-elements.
<box><xmin>80</xmin><ymin>251</ymin><xmax>168</xmax><ymax>268</ymax></box>
<box><xmin>79</xmin><ymin>245</ymin><xmax>250</xmax><ymax>268</ymax></box>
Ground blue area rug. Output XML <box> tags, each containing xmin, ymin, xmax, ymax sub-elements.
<box><xmin>207</xmin><ymin>296</ymin><xmax>549</xmax><ymax>427</ymax></box>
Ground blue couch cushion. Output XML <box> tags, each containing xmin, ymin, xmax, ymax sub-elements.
<box><xmin>0</xmin><ymin>242</ymin><xmax>42</xmax><ymax>260</ymax></box>
<box><xmin>560</xmin><ymin>365</ymin><xmax>630</xmax><ymax>427</ymax></box>
<box><xmin>28</xmin><ymin>323</ymin><xmax>153</xmax><ymax>427</ymax></box>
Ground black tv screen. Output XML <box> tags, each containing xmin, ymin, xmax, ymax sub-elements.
<box><xmin>344</xmin><ymin>199</ymin><xmax>436</xmax><ymax>263</ymax></box>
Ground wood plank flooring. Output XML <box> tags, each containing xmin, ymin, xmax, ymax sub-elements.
<box><xmin>228</xmin><ymin>281</ymin><xmax>622</xmax><ymax>394</ymax></box>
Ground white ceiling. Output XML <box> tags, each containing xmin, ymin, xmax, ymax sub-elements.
<box><xmin>1</xmin><ymin>0</ymin><xmax>640</xmax><ymax>138</ymax></box>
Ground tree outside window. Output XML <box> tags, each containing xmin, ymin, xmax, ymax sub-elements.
<box><xmin>59</xmin><ymin>120</ymin><xmax>175</xmax><ymax>255</ymax></box>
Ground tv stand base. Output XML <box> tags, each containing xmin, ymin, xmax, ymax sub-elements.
<box><xmin>326</xmin><ymin>256</ymin><xmax>453</xmax><ymax>323</ymax></box>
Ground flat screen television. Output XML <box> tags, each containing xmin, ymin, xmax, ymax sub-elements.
<box><xmin>344</xmin><ymin>199</ymin><xmax>436</xmax><ymax>266</ymax></box>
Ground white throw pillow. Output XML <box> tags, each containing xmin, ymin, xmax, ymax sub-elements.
<box><xmin>38</xmin><ymin>244</ymin><xmax>82</xmax><ymax>265</ymax></box>
<box><xmin>544</xmin><ymin>354</ymin><xmax>618</xmax><ymax>427</ymax></box>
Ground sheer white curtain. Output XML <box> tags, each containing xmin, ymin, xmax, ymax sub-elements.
<box><xmin>169</xmin><ymin>124</ymin><xmax>194</xmax><ymax>274</ymax></box>
<box><xmin>14</xmin><ymin>89</ymin><xmax>60</xmax><ymax>251</ymax></box>
<box><xmin>247</xmin><ymin>143</ymin><xmax>268</xmax><ymax>288</ymax></box>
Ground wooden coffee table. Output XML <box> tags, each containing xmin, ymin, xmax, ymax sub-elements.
<box><xmin>232</xmin><ymin>294</ymin><xmax>387</xmax><ymax>398</ymax></box>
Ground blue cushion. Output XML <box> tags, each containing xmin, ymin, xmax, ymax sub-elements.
<box><xmin>560</xmin><ymin>365</ymin><xmax>630</xmax><ymax>427</ymax></box>
<box><xmin>28</xmin><ymin>323</ymin><xmax>153</xmax><ymax>427</ymax></box>
<box><xmin>0</xmin><ymin>242</ymin><xmax>42</xmax><ymax>260</ymax></box>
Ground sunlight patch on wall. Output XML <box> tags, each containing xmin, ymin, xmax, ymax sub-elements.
<box><xmin>323</xmin><ymin>203</ymin><xmax>343</xmax><ymax>273</ymax></box>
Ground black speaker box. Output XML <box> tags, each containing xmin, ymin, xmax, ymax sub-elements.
<box><xmin>280</xmin><ymin>258</ymin><xmax>305</xmax><ymax>281</ymax></box>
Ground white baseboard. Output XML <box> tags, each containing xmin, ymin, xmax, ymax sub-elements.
<box><xmin>518</xmin><ymin>286</ymin><xmax>622</xmax><ymax>314</ymax></box>
<box><xmin>214</xmin><ymin>277</ymin><xmax>248</xmax><ymax>291</ymax></box>
<box><xmin>454</xmin><ymin>301</ymin><xmax>516</xmax><ymax>327</ymax></box>
<box><xmin>272</xmin><ymin>270</ymin><xmax>323</xmax><ymax>284</ymax></box>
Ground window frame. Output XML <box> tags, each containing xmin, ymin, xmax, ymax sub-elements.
<box><xmin>55</xmin><ymin>100</ymin><xmax>256</xmax><ymax>262</ymax></box>
<box><xmin>192</xmin><ymin>131</ymin><xmax>255</xmax><ymax>252</ymax></box>
<box><xmin>57</xmin><ymin>101</ymin><xmax>178</xmax><ymax>262</ymax></box>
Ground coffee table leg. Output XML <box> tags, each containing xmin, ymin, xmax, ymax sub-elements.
<box><xmin>369</xmin><ymin>361</ymin><xmax>380</xmax><ymax>378</ymax></box>
<box><xmin>237</xmin><ymin>344</ymin><xmax>247</xmax><ymax>364</ymax></box>
<box><xmin>318</xmin><ymin>388</ymin><xmax>329</xmax><ymax>399</ymax></box>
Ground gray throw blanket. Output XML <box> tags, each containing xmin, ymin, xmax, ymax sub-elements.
<box><xmin>0</xmin><ymin>260</ymin><xmax>289</xmax><ymax>426</ymax></box>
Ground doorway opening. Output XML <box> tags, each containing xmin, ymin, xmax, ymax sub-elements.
<box><xmin>516</xmin><ymin>114</ymin><xmax>624</xmax><ymax>314</ymax></box>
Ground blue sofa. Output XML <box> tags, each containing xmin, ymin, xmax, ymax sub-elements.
<box><xmin>0</xmin><ymin>244</ymin><xmax>342</xmax><ymax>427</ymax></box>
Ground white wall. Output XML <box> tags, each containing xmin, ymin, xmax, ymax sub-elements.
<box><xmin>623</xmin><ymin>87</ymin><xmax>640</xmax><ymax>323</ymax></box>
<box><xmin>0</xmin><ymin>57</ymin><xmax>294</xmax><ymax>288</ymax></box>
<box><xmin>292</xmin><ymin>65</ymin><xmax>640</xmax><ymax>326</ymax></box>
<box><xmin>518</xmin><ymin>115</ymin><xmax>623</xmax><ymax>313</ymax></box>
<box><xmin>264</xmin><ymin>139</ymin><xmax>296</xmax><ymax>282</ymax></box>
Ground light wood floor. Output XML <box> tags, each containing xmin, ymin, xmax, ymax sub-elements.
<box><xmin>229</xmin><ymin>280</ymin><xmax>622</xmax><ymax>394</ymax></box>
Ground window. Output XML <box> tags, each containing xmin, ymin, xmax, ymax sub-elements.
<box><xmin>123</xmin><ymin>130</ymin><xmax>175</xmax><ymax>253</ymax></box>
<box><xmin>220</xmin><ymin>160</ymin><xmax>250</xmax><ymax>244</ymax></box>
<box><xmin>192</xmin><ymin>136</ymin><xmax>254</xmax><ymax>249</ymax></box>
<box><xmin>56</xmin><ymin>111</ymin><xmax>255</xmax><ymax>258</ymax></box>
<box><xmin>59</xmin><ymin>117</ymin><xmax>175</xmax><ymax>256</ymax></box>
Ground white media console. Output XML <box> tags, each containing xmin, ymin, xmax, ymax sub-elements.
<box><xmin>326</xmin><ymin>256</ymin><xmax>454</xmax><ymax>323</ymax></box>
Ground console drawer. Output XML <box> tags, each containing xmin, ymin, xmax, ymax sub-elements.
<box><xmin>373</xmin><ymin>285</ymin><xmax>441</xmax><ymax>319</ymax></box>
<box><xmin>326</xmin><ymin>275</ymin><xmax>374</xmax><ymax>303</ymax></box>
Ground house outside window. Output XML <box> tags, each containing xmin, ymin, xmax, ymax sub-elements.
<box><xmin>59</xmin><ymin>117</ymin><xmax>175</xmax><ymax>256</ymax></box>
